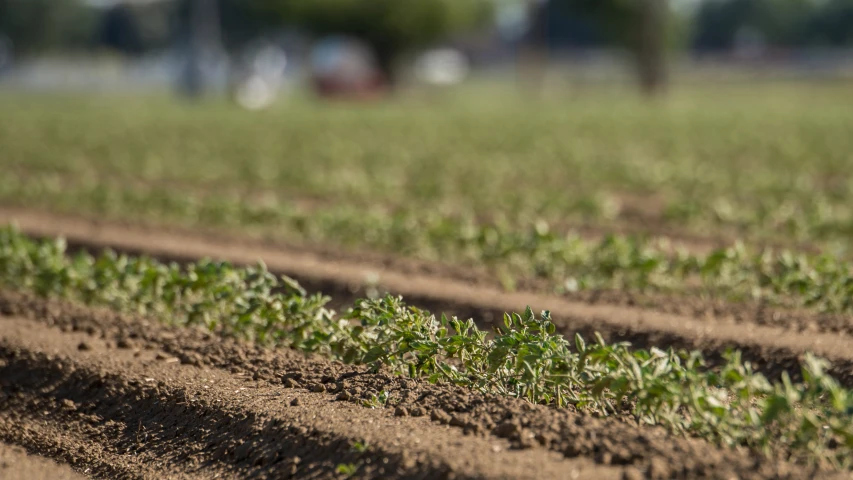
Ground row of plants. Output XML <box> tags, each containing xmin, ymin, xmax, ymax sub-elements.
<box><xmin>3</xmin><ymin>177</ymin><xmax>853</xmax><ymax>315</ymax></box>
<box><xmin>1</xmin><ymin>226</ymin><xmax>851</xmax><ymax>469</ymax></box>
<box><xmin>7</xmin><ymin>166</ymin><xmax>853</xmax><ymax>248</ymax></box>
<box><xmin>3</xmin><ymin>89</ymin><xmax>853</xmax><ymax>248</ymax></box>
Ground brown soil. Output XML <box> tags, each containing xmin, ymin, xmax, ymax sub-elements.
<box><xmin>0</xmin><ymin>442</ymin><xmax>87</xmax><ymax>480</ymax></box>
<box><xmin>3</xmin><ymin>208</ymin><xmax>852</xmax><ymax>387</ymax></box>
<box><xmin>1</xmin><ymin>291</ymin><xmax>838</xmax><ymax>479</ymax></box>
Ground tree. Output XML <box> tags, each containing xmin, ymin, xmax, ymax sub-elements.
<box><xmin>253</xmin><ymin>0</ymin><xmax>492</xmax><ymax>84</ymax></box>
<box><xmin>97</xmin><ymin>4</ymin><xmax>144</xmax><ymax>56</ymax></box>
<box><xmin>564</xmin><ymin>0</ymin><xmax>671</xmax><ymax>96</ymax></box>
<box><xmin>0</xmin><ymin>0</ymin><xmax>97</xmax><ymax>54</ymax></box>
<box><xmin>805</xmin><ymin>0</ymin><xmax>853</xmax><ymax>46</ymax></box>
<box><xmin>691</xmin><ymin>0</ymin><xmax>853</xmax><ymax>51</ymax></box>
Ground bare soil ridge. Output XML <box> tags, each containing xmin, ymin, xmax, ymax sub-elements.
<box><xmin>1</xmin><ymin>291</ymin><xmax>832</xmax><ymax>479</ymax></box>
<box><xmin>3</xmin><ymin>208</ymin><xmax>852</xmax><ymax>386</ymax></box>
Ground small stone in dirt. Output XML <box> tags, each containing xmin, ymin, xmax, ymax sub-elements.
<box><xmin>155</xmin><ymin>352</ymin><xmax>169</xmax><ymax>360</ymax></box>
<box><xmin>430</xmin><ymin>409</ymin><xmax>451</xmax><ymax>425</ymax></box>
<box><xmin>409</xmin><ymin>407</ymin><xmax>425</xmax><ymax>417</ymax></box>
<box><xmin>309</xmin><ymin>383</ymin><xmax>326</xmax><ymax>393</ymax></box>
<box><xmin>77</xmin><ymin>341</ymin><xmax>92</xmax><ymax>351</ymax></box>
<box><xmin>282</xmin><ymin>377</ymin><xmax>300</xmax><ymax>388</ymax></box>
<box><xmin>60</xmin><ymin>399</ymin><xmax>77</xmax><ymax>411</ymax></box>
<box><xmin>394</xmin><ymin>406</ymin><xmax>409</xmax><ymax>417</ymax></box>
<box><xmin>336</xmin><ymin>391</ymin><xmax>351</xmax><ymax>401</ymax></box>
<box><xmin>290</xmin><ymin>398</ymin><xmax>301</xmax><ymax>407</ymax></box>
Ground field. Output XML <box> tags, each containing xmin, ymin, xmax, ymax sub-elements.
<box><xmin>2</xmin><ymin>83</ymin><xmax>853</xmax><ymax>479</ymax></box>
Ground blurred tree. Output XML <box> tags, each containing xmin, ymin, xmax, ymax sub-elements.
<box><xmin>97</xmin><ymin>4</ymin><xmax>144</xmax><ymax>56</ymax></box>
<box><xmin>0</xmin><ymin>0</ymin><xmax>97</xmax><ymax>54</ymax></box>
<box><xmin>253</xmin><ymin>0</ymin><xmax>493</xmax><ymax>84</ymax></box>
<box><xmin>554</xmin><ymin>0</ymin><xmax>672</xmax><ymax>96</ymax></box>
<box><xmin>692</xmin><ymin>0</ymin><xmax>853</xmax><ymax>50</ymax></box>
<box><xmin>805</xmin><ymin>0</ymin><xmax>853</xmax><ymax>46</ymax></box>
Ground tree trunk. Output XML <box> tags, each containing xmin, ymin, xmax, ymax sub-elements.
<box><xmin>634</xmin><ymin>0</ymin><xmax>667</xmax><ymax>96</ymax></box>
<box><xmin>179</xmin><ymin>0</ymin><xmax>222</xmax><ymax>99</ymax></box>
<box><xmin>517</xmin><ymin>0</ymin><xmax>548</xmax><ymax>94</ymax></box>
<box><xmin>373</xmin><ymin>44</ymin><xmax>397</xmax><ymax>89</ymax></box>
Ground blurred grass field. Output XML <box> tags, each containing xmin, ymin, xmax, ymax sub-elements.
<box><xmin>4</xmin><ymin>83</ymin><xmax>853</xmax><ymax>242</ymax></box>
<box><xmin>3</xmin><ymin>82</ymin><xmax>853</xmax><ymax>309</ymax></box>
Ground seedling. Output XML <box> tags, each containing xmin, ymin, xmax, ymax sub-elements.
<box><xmin>2</xmin><ymin>227</ymin><xmax>852</xmax><ymax>470</ymax></box>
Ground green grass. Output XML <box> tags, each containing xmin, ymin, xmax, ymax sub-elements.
<box><xmin>2</xmin><ymin>226</ymin><xmax>851</xmax><ymax>470</ymax></box>
<box><xmin>3</xmin><ymin>85</ymin><xmax>853</xmax><ymax>312</ymax></box>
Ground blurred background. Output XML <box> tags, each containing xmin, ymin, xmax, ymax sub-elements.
<box><xmin>3</xmin><ymin>0</ymin><xmax>853</xmax><ymax>306</ymax></box>
<box><xmin>2</xmin><ymin>0</ymin><xmax>852</xmax><ymax>104</ymax></box>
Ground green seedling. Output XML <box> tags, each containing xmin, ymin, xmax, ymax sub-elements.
<box><xmin>2</xmin><ymin>226</ymin><xmax>852</xmax><ymax>470</ymax></box>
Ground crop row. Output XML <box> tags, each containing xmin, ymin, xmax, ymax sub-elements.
<box><xmin>3</xmin><ymin>89</ymin><xmax>853</xmax><ymax>248</ymax></box>
<box><xmin>4</xmin><ymin>178</ymin><xmax>853</xmax><ymax>315</ymax></box>
<box><xmin>1</xmin><ymin>225</ymin><xmax>851</xmax><ymax>470</ymax></box>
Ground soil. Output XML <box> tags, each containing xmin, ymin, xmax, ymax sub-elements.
<box><xmin>0</xmin><ymin>442</ymin><xmax>87</xmax><ymax>480</ymax></box>
<box><xmin>2</xmin><ymin>208</ymin><xmax>852</xmax><ymax>387</ymax></box>
<box><xmin>2</xmin><ymin>208</ymin><xmax>853</xmax><ymax>478</ymax></box>
<box><xmin>1</xmin><ymin>291</ymin><xmax>839</xmax><ymax>479</ymax></box>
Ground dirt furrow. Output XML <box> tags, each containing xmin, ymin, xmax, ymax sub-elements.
<box><xmin>0</xmin><ymin>291</ymin><xmax>832</xmax><ymax>479</ymax></box>
<box><xmin>3</xmin><ymin>208</ymin><xmax>853</xmax><ymax>386</ymax></box>
<box><xmin>2</xmin><ymin>206</ymin><xmax>849</xmax><ymax>338</ymax></box>
<box><xmin>0</xmin><ymin>307</ymin><xmax>618</xmax><ymax>480</ymax></box>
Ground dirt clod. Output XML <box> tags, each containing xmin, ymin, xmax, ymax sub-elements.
<box><xmin>494</xmin><ymin>421</ymin><xmax>520</xmax><ymax>438</ymax></box>
<box><xmin>430</xmin><ymin>409</ymin><xmax>451</xmax><ymax>425</ymax></box>
<box><xmin>180</xmin><ymin>352</ymin><xmax>202</xmax><ymax>366</ymax></box>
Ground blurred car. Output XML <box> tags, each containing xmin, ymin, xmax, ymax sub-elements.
<box><xmin>308</xmin><ymin>36</ymin><xmax>387</xmax><ymax>99</ymax></box>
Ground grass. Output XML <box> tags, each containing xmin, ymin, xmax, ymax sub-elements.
<box><xmin>2</xmin><ymin>84</ymin><xmax>853</xmax><ymax>312</ymax></box>
<box><xmin>4</xmin><ymin>86</ymin><xmax>853</xmax><ymax>249</ymax></box>
<box><xmin>2</xmin><ymin>226</ymin><xmax>852</xmax><ymax>470</ymax></box>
